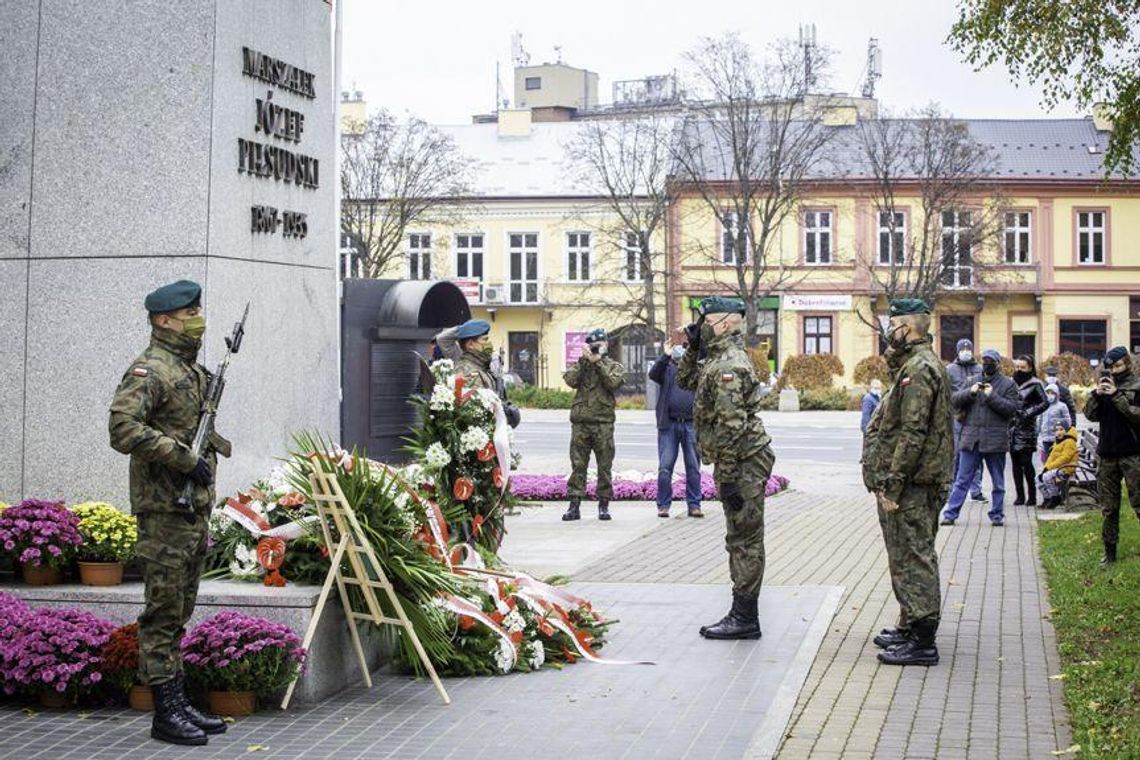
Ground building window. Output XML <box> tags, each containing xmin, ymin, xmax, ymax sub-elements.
<box><xmin>1005</xmin><ymin>211</ymin><xmax>1031</xmax><ymax>264</ymax></box>
<box><xmin>455</xmin><ymin>233</ymin><xmax>484</xmax><ymax>279</ymax></box>
<box><xmin>804</xmin><ymin>210</ymin><xmax>832</xmax><ymax>264</ymax></box>
<box><xmin>939</xmin><ymin>315</ymin><xmax>975</xmax><ymax>362</ymax></box>
<box><xmin>721</xmin><ymin>211</ymin><xmax>749</xmax><ymax>264</ymax></box>
<box><xmin>508</xmin><ymin>233</ymin><xmax>540</xmax><ymax>303</ymax></box>
<box><xmin>408</xmin><ymin>233</ymin><xmax>431</xmax><ymax>280</ymax></box>
<box><xmin>624</xmin><ymin>231</ymin><xmax>646</xmax><ymax>282</ymax></box>
<box><xmin>1077</xmin><ymin>210</ymin><xmax>1106</xmax><ymax>264</ymax></box>
<box><xmin>566</xmin><ymin>232</ymin><xmax>591</xmax><ymax>282</ymax></box>
<box><xmin>1059</xmin><ymin>319</ymin><xmax>1107</xmax><ymax>360</ymax></box>
<box><xmin>525</xmin><ymin>77</ymin><xmax>541</xmax><ymax>91</ymax></box>
<box><xmin>877</xmin><ymin>210</ymin><xmax>905</xmax><ymax>265</ymax></box>
<box><xmin>940</xmin><ymin>210</ymin><xmax>973</xmax><ymax>288</ymax></box>
<box><xmin>803</xmin><ymin>316</ymin><xmax>833</xmax><ymax>355</ymax></box>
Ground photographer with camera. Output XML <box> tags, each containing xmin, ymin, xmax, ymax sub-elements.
<box><xmin>1084</xmin><ymin>346</ymin><xmax>1140</xmax><ymax>566</ymax></box>
<box><xmin>941</xmin><ymin>349</ymin><xmax>1021</xmax><ymax>527</ymax></box>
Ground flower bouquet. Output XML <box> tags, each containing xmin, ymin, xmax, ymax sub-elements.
<box><xmin>72</xmin><ymin>502</ymin><xmax>137</xmax><ymax>586</ymax></box>
<box><xmin>182</xmin><ymin>611</ymin><xmax>308</xmax><ymax>715</ymax></box>
<box><xmin>0</xmin><ymin>500</ymin><xmax>83</xmax><ymax>585</ymax></box>
<box><xmin>0</xmin><ymin>602</ymin><xmax>115</xmax><ymax>706</ymax></box>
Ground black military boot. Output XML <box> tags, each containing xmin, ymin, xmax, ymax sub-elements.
<box><xmin>561</xmin><ymin>498</ymin><xmax>581</xmax><ymax>521</ymax></box>
<box><xmin>151</xmin><ymin>679</ymin><xmax>207</xmax><ymax>746</ymax></box>
<box><xmin>598</xmin><ymin>499</ymin><xmax>612</xmax><ymax>521</ymax></box>
<box><xmin>877</xmin><ymin>620</ymin><xmax>939</xmax><ymax>666</ymax></box>
<box><xmin>172</xmin><ymin>673</ymin><xmax>226</xmax><ymax>735</ymax></box>
<box><xmin>1100</xmin><ymin>543</ymin><xmax>1117</xmax><ymax>568</ymax></box>
<box><xmin>872</xmin><ymin>627</ymin><xmax>910</xmax><ymax>649</ymax></box>
<box><xmin>701</xmin><ymin>592</ymin><xmax>761</xmax><ymax>640</ymax></box>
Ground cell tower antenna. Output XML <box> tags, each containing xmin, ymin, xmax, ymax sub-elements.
<box><xmin>511</xmin><ymin>31</ymin><xmax>530</xmax><ymax>68</ymax></box>
<box><xmin>799</xmin><ymin>23</ymin><xmax>818</xmax><ymax>93</ymax></box>
<box><xmin>862</xmin><ymin>37</ymin><xmax>882</xmax><ymax>98</ymax></box>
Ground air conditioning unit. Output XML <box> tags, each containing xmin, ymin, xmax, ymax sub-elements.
<box><xmin>482</xmin><ymin>283</ymin><xmax>506</xmax><ymax>304</ymax></box>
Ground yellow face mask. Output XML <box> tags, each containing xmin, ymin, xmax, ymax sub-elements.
<box><xmin>179</xmin><ymin>315</ymin><xmax>206</xmax><ymax>340</ymax></box>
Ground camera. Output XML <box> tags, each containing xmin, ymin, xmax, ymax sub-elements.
<box><xmin>1101</xmin><ymin>366</ymin><xmax>1113</xmax><ymax>379</ymax></box>
<box><xmin>589</xmin><ymin>344</ymin><xmax>600</xmax><ymax>355</ymax></box>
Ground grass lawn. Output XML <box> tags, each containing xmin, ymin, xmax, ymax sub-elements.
<box><xmin>1038</xmin><ymin>504</ymin><xmax>1140</xmax><ymax>759</ymax></box>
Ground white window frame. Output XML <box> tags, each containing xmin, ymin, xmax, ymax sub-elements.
<box><xmin>804</xmin><ymin>210</ymin><xmax>833</xmax><ymax>265</ymax></box>
<box><xmin>623</xmin><ymin>231</ymin><xmax>646</xmax><ymax>282</ymax></box>
<box><xmin>1077</xmin><ymin>210</ymin><xmax>1106</xmax><ymax>265</ymax></box>
<box><xmin>454</xmin><ymin>232</ymin><xmax>485</xmax><ymax>280</ymax></box>
<box><xmin>940</xmin><ymin>210</ymin><xmax>973</xmax><ymax>289</ymax></box>
<box><xmin>721</xmin><ymin>211</ymin><xmax>749</xmax><ymax>265</ymax></box>
<box><xmin>507</xmin><ymin>231</ymin><xmax>541</xmax><ymax>304</ymax></box>
<box><xmin>1004</xmin><ymin>211</ymin><xmax>1032</xmax><ymax>264</ymax></box>
<box><xmin>877</xmin><ymin>210</ymin><xmax>905</xmax><ymax>265</ymax></box>
<box><xmin>565</xmin><ymin>231</ymin><xmax>592</xmax><ymax>282</ymax></box>
<box><xmin>407</xmin><ymin>232</ymin><xmax>431</xmax><ymax>280</ymax></box>
<box><xmin>803</xmin><ymin>315</ymin><xmax>833</xmax><ymax>355</ymax></box>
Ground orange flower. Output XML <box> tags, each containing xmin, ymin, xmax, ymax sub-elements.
<box><xmin>492</xmin><ymin>468</ymin><xmax>505</xmax><ymax>489</ymax></box>
<box><xmin>477</xmin><ymin>442</ymin><xmax>496</xmax><ymax>462</ymax></box>
<box><xmin>256</xmin><ymin>537</ymin><xmax>286</xmax><ymax>571</ymax></box>
<box><xmin>453</xmin><ymin>477</ymin><xmax>475</xmax><ymax>501</ymax></box>
<box><xmin>472</xmin><ymin>514</ymin><xmax>485</xmax><ymax>536</ymax></box>
<box><xmin>458</xmin><ymin>615</ymin><xmax>477</xmax><ymax>631</ymax></box>
<box><xmin>454</xmin><ymin>376</ymin><xmax>476</xmax><ymax>406</ymax></box>
<box><xmin>490</xmin><ymin>611</ymin><xmax>505</xmax><ymax>625</ymax></box>
<box><xmin>509</xmin><ymin>631</ymin><xmax>524</xmax><ymax>645</ymax></box>
<box><xmin>277</xmin><ymin>492</ymin><xmax>306</xmax><ymax>508</ymax></box>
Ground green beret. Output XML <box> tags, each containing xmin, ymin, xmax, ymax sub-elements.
<box><xmin>145</xmin><ymin>280</ymin><xmax>201</xmax><ymax>314</ymax></box>
<box><xmin>888</xmin><ymin>298</ymin><xmax>931</xmax><ymax>317</ymax></box>
<box><xmin>699</xmin><ymin>296</ymin><xmax>746</xmax><ymax>316</ymax></box>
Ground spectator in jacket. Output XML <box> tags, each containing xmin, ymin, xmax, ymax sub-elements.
<box><xmin>1037</xmin><ymin>384</ymin><xmax>1072</xmax><ymax>463</ymax></box>
<box><xmin>1043</xmin><ymin>366</ymin><xmax>1078</xmax><ymax>423</ymax></box>
<box><xmin>1038</xmin><ymin>425</ymin><xmax>1079</xmax><ymax>509</ymax></box>
<box><xmin>946</xmin><ymin>338</ymin><xmax>987</xmax><ymax>503</ymax></box>
<box><xmin>649</xmin><ymin>342</ymin><xmax>702</xmax><ymax>518</ymax></box>
<box><xmin>1010</xmin><ymin>355</ymin><xmax>1049</xmax><ymax>506</ymax></box>
<box><xmin>941</xmin><ymin>349</ymin><xmax>1022</xmax><ymax>526</ymax></box>
<box><xmin>860</xmin><ymin>379</ymin><xmax>883</xmax><ymax>433</ymax></box>
<box><xmin>1084</xmin><ymin>346</ymin><xmax>1140</xmax><ymax>566</ymax></box>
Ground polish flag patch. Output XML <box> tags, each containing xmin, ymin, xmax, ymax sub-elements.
<box><xmin>900</xmin><ymin>376</ymin><xmax>911</xmax><ymax>387</ymax></box>
<box><xmin>130</xmin><ymin>367</ymin><xmax>149</xmax><ymax>377</ymax></box>
<box><xmin>721</xmin><ymin>373</ymin><xmax>736</xmax><ymax>383</ymax></box>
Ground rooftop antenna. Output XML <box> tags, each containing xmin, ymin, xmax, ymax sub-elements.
<box><xmin>554</xmin><ymin>45</ymin><xmax>563</xmax><ymax>64</ymax></box>
<box><xmin>798</xmin><ymin>23</ymin><xmax>818</xmax><ymax>93</ymax></box>
<box><xmin>861</xmin><ymin>37</ymin><xmax>882</xmax><ymax>98</ymax></box>
<box><xmin>511</xmin><ymin>31</ymin><xmax>530</xmax><ymax>68</ymax></box>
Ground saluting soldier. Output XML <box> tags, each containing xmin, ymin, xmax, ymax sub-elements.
<box><xmin>108</xmin><ymin>280</ymin><xmax>230</xmax><ymax>746</ymax></box>
<box><xmin>861</xmin><ymin>299</ymin><xmax>954</xmax><ymax>666</ymax></box>
<box><xmin>446</xmin><ymin>319</ymin><xmax>521</xmax><ymax>427</ymax></box>
<box><xmin>677</xmin><ymin>297</ymin><xmax>775</xmax><ymax>640</ymax></box>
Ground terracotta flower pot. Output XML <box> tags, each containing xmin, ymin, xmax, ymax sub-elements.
<box><xmin>129</xmin><ymin>684</ymin><xmax>154</xmax><ymax>712</ymax></box>
<box><xmin>39</xmin><ymin>690</ymin><xmax>73</xmax><ymax>709</ymax></box>
<box><xmin>21</xmin><ymin>562</ymin><xmax>63</xmax><ymax>586</ymax></box>
<box><xmin>208</xmin><ymin>690</ymin><xmax>256</xmax><ymax>716</ymax></box>
<box><xmin>78</xmin><ymin>561</ymin><xmax>124</xmax><ymax>587</ymax></box>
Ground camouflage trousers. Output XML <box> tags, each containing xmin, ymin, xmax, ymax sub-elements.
<box><xmin>567</xmin><ymin>422</ymin><xmax>616</xmax><ymax>500</ymax></box>
<box><xmin>136</xmin><ymin>511</ymin><xmax>208</xmax><ymax>685</ymax></box>
<box><xmin>721</xmin><ymin>446</ymin><xmax>775</xmax><ymax>596</ymax></box>
<box><xmin>1098</xmin><ymin>454</ymin><xmax>1140</xmax><ymax>547</ymax></box>
<box><xmin>877</xmin><ymin>484</ymin><xmax>945</xmax><ymax>630</ymax></box>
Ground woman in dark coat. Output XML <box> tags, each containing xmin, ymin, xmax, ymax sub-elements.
<box><xmin>1009</xmin><ymin>354</ymin><xmax>1049</xmax><ymax>505</ymax></box>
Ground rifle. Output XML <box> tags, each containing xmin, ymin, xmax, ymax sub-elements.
<box><xmin>176</xmin><ymin>303</ymin><xmax>249</xmax><ymax>513</ymax></box>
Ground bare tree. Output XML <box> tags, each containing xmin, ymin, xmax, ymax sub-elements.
<box><xmin>672</xmin><ymin>33</ymin><xmax>835</xmax><ymax>347</ymax></box>
<box><xmin>562</xmin><ymin>115</ymin><xmax>675</xmax><ymax>365</ymax></box>
<box><xmin>855</xmin><ymin>105</ymin><xmax>1009</xmax><ymax>334</ymax></box>
<box><xmin>340</xmin><ymin>111</ymin><xmax>475</xmax><ymax>278</ymax></box>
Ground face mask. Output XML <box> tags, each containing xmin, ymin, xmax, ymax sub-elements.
<box><xmin>671</xmin><ymin>346</ymin><xmax>686</xmax><ymax>360</ymax></box>
<box><xmin>958</xmin><ymin>350</ymin><xmax>973</xmax><ymax>363</ymax></box>
<box><xmin>870</xmin><ymin>388</ymin><xmax>881</xmax><ymax>397</ymax></box>
<box><xmin>1013</xmin><ymin>370</ymin><xmax>1031</xmax><ymax>383</ymax></box>
<box><xmin>477</xmin><ymin>344</ymin><xmax>494</xmax><ymax>362</ymax></box>
<box><xmin>982</xmin><ymin>361</ymin><xmax>998</xmax><ymax>378</ymax></box>
<box><xmin>179</xmin><ymin>315</ymin><xmax>206</xmax><ymax>341</ymax></box>
<box><xmin>700</xmin><ymin>322</ymin><xmax>715</xmax><ymax>345</ymax></box>
<box><xmin>1046</xmin><ymin>393</ymin><xmax>1058</xmax><ymax>404</ymax></box>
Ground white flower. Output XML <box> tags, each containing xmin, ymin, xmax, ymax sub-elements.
<box><xmin>503</xmin><ymin>609</ymin><xmax>526</xmax><ymax>633</ymax></box>
<box><xmin>229</xmin><ymin>543</ymin><xmax>263</xmax><ymax>577</ymax></box>
<box><xmin>424</xmin><ymin>442</ymin><xmax>452</xmax><ymax>469</ymax></box>
<box><xmin>459</xmin><ymin>426</ymin><xmax>490</xmax><ymax>453</ymax></box>
<box><xmin>265</xmin><ymin>465</ymin><xmax>295</xmax><ymax>496</ymax></box>
<box><xmin>493</xmin><ymin>638</ymin><xmax>515</xmax><ymax>675</ymax></box>
<box><xmin>430</xmin><ymin>359</ymin><xmax>454</xmax><ymax>375</ymax></box>
<box><xmin>527</xmin><ymin>640</ymin><xmax>545</xmax><ymax>670</ymax></box>
<box><xmin>429</xmin><ymin>384</ymin><xmax>454</xmax><ymax>411</ymax></box>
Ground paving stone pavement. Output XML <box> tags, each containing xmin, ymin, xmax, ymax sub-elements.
<box><xmin>578</xmin><ymin>489</ymin><xmax>1073</xmax><ymax>760</ymax></box>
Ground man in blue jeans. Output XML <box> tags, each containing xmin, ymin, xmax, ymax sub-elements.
<box><xmin>946</xmin><ymin>338</ymin><xmax>986</xmax><ymax>503</ymax></box>
<box><xmin>649</xmin><ymin>342</ymin><xmax>702</xmax><ymax>518</ymax></box>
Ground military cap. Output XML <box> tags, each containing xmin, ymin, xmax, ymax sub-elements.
<box><xmin>586</xmin><ymin>328</ymin><xmax>608</xmax><ymax>343</ymax></box>
<box><xmin>455</xmin><ymin>319</ymin><xmax>491</xmax><ymax>340</ymax></box>
<box><xmin>698</xmin><ymin>296</ymin><xmax>746</xmax><ymax>316</ymax></box>
<box><xmin>1105</xmin><ymin>346</ymin><xmax>1130</xmax><ymax>364</ymax></box>
<box><xmin>144</xmin><ymin>280</ymin><xmax>201</xmax><ymax>314</ymax></box>
<box><xmin>888</xmin><ymin>298</ymin><xmax>931</xmax><ymax>317</ymax></box>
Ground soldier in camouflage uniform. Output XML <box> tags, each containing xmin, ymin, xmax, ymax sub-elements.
<box><xmin>861</xmin><ymin>299</ymin><xmax>954</xmax><ymax>666</ymax></box>
<box><xmin>444</xmin><ymin>319</ymin><xmax>521</xmax><ymax>428</ymax></box>
<box><xmin>562</xmin><ymin>328</ymin><xmax>624</xmax><ymax>521</ymax></box>
<box><xmin>108</xmin><ymin>280</ymin><xmax>229</xmax><ymax>746</ymax></box>
<box><xmin>677</xmin><ymin>297</ymin><xmax>775</xmax><ymax>640</ymax></box>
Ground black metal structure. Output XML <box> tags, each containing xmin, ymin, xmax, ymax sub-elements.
<box><xmin>341</xmin><ymin>279</ymin><xmax>470</xmax><ymax>462</ymax></box>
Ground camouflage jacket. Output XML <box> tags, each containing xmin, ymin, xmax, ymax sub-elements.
<box><xmin>563</xmin><ymin>355</ymin><xmax>624</xmax><ymax>424</ymax></box>
<box><xmin>677</xmin><ymin>328</ymin><xmax>771</xmax><ymax>483</ymax></box>
<box><xmin>108</xmin><ymin>329</ymin><xmax>231</xmax><ymax>515</ymax></box>
<box><xmin>861</xmin><ymin>335</ymin><xmax>953</xmax><ymax>502</ymax></box>
<box><xmin>456</xmin><ymin>350</ymin><xmax>497</xmax><ymax>392</ymax></box>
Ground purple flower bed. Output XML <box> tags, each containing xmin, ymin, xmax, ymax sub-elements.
<box><xmin>510</xmin><ymin>472</ymin><xmax>790</xmax><ymax>501</ymax></box>
<box><xmin>182</xmin><ymin>611</ymin><xmax>307</xmax><ymax>696</ymax></box>
<box><xmin>0</xmin><ymin>499</ymin><xmax>83</xmax><ymax>568</ymax></box>
<box><xmin>0</xmin><ymin>604</ymin><xmax>115</xmax><ymax>697</ymax></box>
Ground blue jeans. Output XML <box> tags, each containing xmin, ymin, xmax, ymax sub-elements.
<box><xmin>953</xmin><ymin>420</ymin><xmax>984</xmax><ymax>498</ymax></box>
<box><xmin>943</xmin><ymin>444</ymin><xmax>1007</xmax><ymax>522</ymax></box>
<box><xmin>657</xmin><ymin>420</ymin><xmax>701</xmax><ymax>509</ymax></box>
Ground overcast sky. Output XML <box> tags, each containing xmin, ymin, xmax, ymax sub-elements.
<box><xmin>341</xmin><ymin>0</ymin><xmax>1082</xmax><ymax>124</ymax></box>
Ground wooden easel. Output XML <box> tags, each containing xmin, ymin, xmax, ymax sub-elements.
<box><xmin>280</xmin><ymin>466</ymin><xmax>450</xmax><ymax>708</ymax></box>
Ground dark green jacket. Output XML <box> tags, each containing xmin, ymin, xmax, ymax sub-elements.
<box><xmin>564</xmin><ymin>355</ymin><xmax>624</xmax><ymax>424</ymax></box>
<box><xmin>108</xmin><ymin>329</ymin><xmax>230</xmax><ymax>514</ymax></box>
<box><xmin>677</xmin><ymin>328</ymin><xmax>770</xmax><ymax>483</ymax></box>
<box><xmin>456</xmin><ymin>350</ymin><xmax>496</xmax><ymax>391</ymax></box>
<box><xmin>861</xmin><ymin>335</ymin><xmax>954</xmax><ymax>502</ymax></box>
